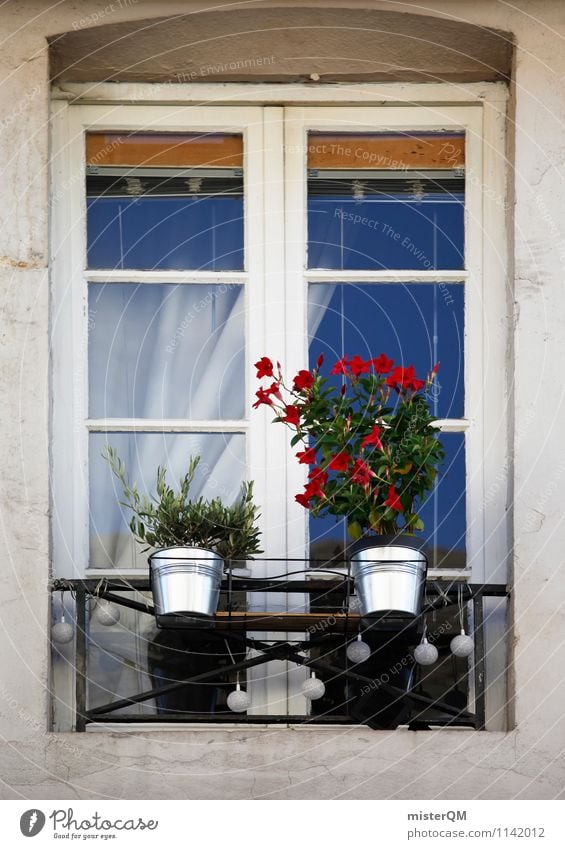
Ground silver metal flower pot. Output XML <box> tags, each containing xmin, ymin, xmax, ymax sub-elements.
<box><xmin>350</xmin><ymin>537</ymin><xmax>427</xmax><ymax>618</ymax></box>
<box><xmin>149</xmin><ymin>547</ymin><xmax>224</xmax><ymax>627</ymax></box>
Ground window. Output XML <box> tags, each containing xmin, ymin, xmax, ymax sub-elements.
<box><xmin>51</xmin><ymin>90</ymin><xmax>508</xmax><ymax>726</ymax></box>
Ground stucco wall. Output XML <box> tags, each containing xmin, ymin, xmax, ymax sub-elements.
<box><xmin>1</xmin><ymin>0</ymin><xmax>565</xmax><ymax>799</ymax></box>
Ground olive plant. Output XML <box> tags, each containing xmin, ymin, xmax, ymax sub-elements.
<box><xmin>104</xmin><ymin>448</ymin><xmax>262</xmax><ymax>561</ymax></box>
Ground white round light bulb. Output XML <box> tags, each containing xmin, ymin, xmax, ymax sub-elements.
<box><xmin>346</xmin><ymin>635</ymin><xmax>371</xmax><ymax>664</ymax></box>
<box><xmin>94</xmin><ymin>600</ymin><xmax>121</xmax><ymax>626</ymax></box>
<box><xmin>51</xmin><ymin>615</ymin><xmax>74</xmax><ymax>645</ymax></box>
<box><xmin>414</xmin><ymin>637</ymin><xmax>438</xmax><ymax>666</ymax></box>
<box><xmin>301</xmin><ymin>672</ymin><xmax>326</xmax><ymax>701</ymax></box>
<box><xmin>227</xmin><ymin>683</ymin><xmax>251</xmax><ymax>713</ymax></box>
<box><xmin>450</xmin><ymin>629</ymin><xmax>474</xmax><ymax>658</ymax></box>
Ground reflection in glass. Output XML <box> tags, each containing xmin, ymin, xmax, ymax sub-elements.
<box><xmin>308</xmin><ymin>281</ymin><xmax>466</xmax><ymax>568</ymax></box>
<box><xmin>415</xmin><ymin>432</ymin><xmax>466</xmax><ymax>569</ymax></box>
<box><xmin>86</xmin><ymin>131</ymin><xmax>244</xmax><ymax>270</ymax></box>
<box><xmin>309</xmin><ymin>283</ymin><xmax>464</xmax><ymax>419</ymax></box>
<box><xmin>89</xmin><ymin>432</ymin><xmax>246</xmax><ymax>569</ymax></box>
<box><xmin>87</xmin><ymin>604</ymin><xmax>245</xmax><ymax>717</ymax></box>
<box><xmin>88</xmin><ymin>283</ymin><xmax>245</xmax><ymax>420</ymax></box>
<box><xmin>87</xmin><ymin>196</ymin><xmax>244</xmax><ymax>271</ymax></box>
<box><xmin>308</xmin><ymin>433</ymin><xmax>466</xmax><ymax>570</ymax></box>
<box><xmin>307</xmin><ymin>132</ymin><xmax>464</xmax><ymax>271</ymax></box>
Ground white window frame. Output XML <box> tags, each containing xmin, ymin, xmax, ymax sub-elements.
<box><xmin>50</xmin><ymin>83</ymin><xmax>508</xmax><ymax>723</ymax></box>
<box><xmin>282</xmin><ymin>103</ymin><xmax>501</xmax><ymax>585</ymax></box>
<box><xmin>50</xmin><ymin>103</ymin><xmax>273</xmax><ymax>578</ymax></box>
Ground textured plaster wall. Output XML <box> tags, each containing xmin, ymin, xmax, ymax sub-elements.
<box><xmin>1</xmin><ymin>0</ymin><xmax>565</xmax><ymax>799</ymax></box>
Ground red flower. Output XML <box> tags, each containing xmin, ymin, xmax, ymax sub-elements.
<box><xmin>350</xmin><ymin>459</ymin><xmax>375</xmax><ymax>488</ymax></box>
<box><xmin>304</xmin><ymin>479</ymin><xmax>325</xmax><ymax>499</ymax></box>
<box><xmin>348</xmin><ymin>355</ymin><xmax>372</xmax><ymax>377</ymax></box>
<box><xmin>361</xmin><ymin>425</ymin><xmax>383</xmax><ymax>451</ymax></box>
<box><xmin>293</xmin><ymin>370</ymin><xmax>315</xmax><ymax>392</ymax></box>
<box><xmin>266</xmin><ymin>381</ymin><xmax>283</xmax><ymax>401</ymax></box>
<box><xmin>386</xmin><ymin>364</ymin><xmax>425</xmax><ymax>392</ymax></box>
<box><xmin>255</xmin><ymin>357</ymin><xmax>274</xmax><ymax>379</ymax></box>
<box><xmin>372</xmin><ymin>353</ymin><xmax>394</xmax><ymax>374</ymax></box>
<box><xmin>295</xmin><ymin>492</ymin><xmax>312</xmax><ymax>508</ymax></box>
<box><xmin>253</xmin><ymin>388</ymin><xmax>274</xmax><ymax>409</ymax></box>
<box><xmin>384</xmin><ymin>486</ymin><xmax>403</xmax><ymax>512</ymax></box>
<box><xmin>316</xmin><ymin>353</ymin><xmax>325</xmax><ymax>369</ymax></box>
<box><xmin>330</xmin><ymin>356</ymin><xmax>351</xmax><ymax>375</ymax></box>
<box><xmin>283</xmin><ymin>405</ymin><xmax>301</xmax><ymax>426</ymax></box>
<box><xmin>296</xmin><ymin>447</ymin><xmax>317</xmax><ymax>465</ymax></box>
<box><xmin>328</xmin><ymin>451</ymin><xmax>350</xmax><ymax>472</ymax></box>
<box><xmin>309</xmin><ymin>467</ymin><xmax>329</xmax><ymax>488</ymax></box>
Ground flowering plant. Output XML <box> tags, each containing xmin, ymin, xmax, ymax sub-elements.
<box><xmin>253</xmin><ymin>354</ymin><xmax>444</xmax><ymax>540</ymax></box>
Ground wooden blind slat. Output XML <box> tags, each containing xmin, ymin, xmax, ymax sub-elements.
<box><xmin>86</xmin><ymin>132</ymin><xmax>243</xmax><ymax>168</ymax></box>
<box><xmin>308</xmin><ymin>133</ymin><xmax>464</xmax><ymax>170</ymax></box>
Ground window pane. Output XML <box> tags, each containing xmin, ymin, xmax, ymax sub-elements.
<box><xmin>309</xmin><ymin>282</ymin><xmax>464</xmax><ymax>419</ymax></box>
<box><xmin>307</xmin><ymin>433</ymin><xmax>466</xmax><ymax>570</ymax></box>
<box><xmin>88</xmin><ymin>283</ymin><xmax>245</xmax><ymax>420</ymax></box>
<box><xmin>416</xmin><ymin>432</ymin><xmax>466</xmax><ymax>569</ymax></box>
<box><xmin>89</xmin><ymin>432</ymin><xmax>246</xmax><ymax>569</ymax></box>
<box><xmin>307</xmin><ymin>132</ymin><xmax>464</xmax><ymax>270</ymax></box>
<box><xmin>86</xmin><ymin>132</ymin><xmax>244</xmax><ymax>270</ymax></box>
<box><xmin>87</xmin><ymin>596</ymin><xmax>245</xmax><ymax>717</ymax></box>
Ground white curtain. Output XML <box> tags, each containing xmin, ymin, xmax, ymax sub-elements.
<box><xmin>88</xmin><ymin>282</ymin><xmax>246</xmax><ymax>570</ymax></box>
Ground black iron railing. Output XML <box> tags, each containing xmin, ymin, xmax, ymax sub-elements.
<box><xmin>50</xmin><ymin>569</ymin><xmax>508</xmax><ymax>732</ymax></box>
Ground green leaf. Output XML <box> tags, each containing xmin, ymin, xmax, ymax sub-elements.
<box><xmin>347</xmin><ymin>520</ymin><xmax>363</xmax><ymax>540</ymax></box>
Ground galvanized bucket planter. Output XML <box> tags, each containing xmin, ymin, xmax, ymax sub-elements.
<box><xmin>149</xmin><ymin>546</ymin><xmax>224</xmax><ymax>628</ymax></box>
<box><xmin>349</xmin><ymin>536</ymin><xmax>428</xmax><ymax>618</ymax></box>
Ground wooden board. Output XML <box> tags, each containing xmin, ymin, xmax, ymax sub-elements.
<box><xmin>308</xmin><ymin>133</ymin><xmax>464</xmax><ymax>170</ymax></box>
<box><xmin>86</xmin><ymin>132</ymin><xmax>243</xmax><ymax>168</ymax></box>
<box><xmin>213</xmin><ymin>611</ymin><xmax>360</xmax><ymax>632</ymax></box>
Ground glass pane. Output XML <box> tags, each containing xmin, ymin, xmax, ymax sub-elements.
<box><xmin>307</xmin><ymin>433</ymin><xmax>466</xmax><ymax>570</ymax></box>
<box><xmin>307</xmin><ymin>132</ymin><xmax>464</xmax><ymax>270</ymax></box>
<box><xmin>309</xmin><ymin>514</ymin><xmax>347</xmax><ymax>565</ymax></box>
<box><xmin>308</xmin><ymin>282</ymin><xmax>464</xmax><ymax>419</ymax></box>
<box><xmin>416</xmin><ymin>432</ymin><xmax>466</xmax><ymax>569</ymax></box>
<box><xmin>86</xmin><ymin>132</ymin><xmax>244</xmax><ymax>270</ymax></box>
<box><xmin>86</xmin><ymin>593</ymin><xmax>246</xmax><ymax>717</ymax></box>
<box><xmin>88</xmin><ymin>283</ymin><xmax>245</xmax><ymax>420</ymax></box>
<box><xmin>89</xmin><ymin>432</ymin><xmax>246</xmax><ymax>569</ymax></box>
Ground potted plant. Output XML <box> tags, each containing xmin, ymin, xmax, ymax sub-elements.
<box><xmin>105</xmin><ymin>449</ymin><xmax>262</xmax><ymax>626</ymax></box>
<box><xmin>253</xmin><ymin>354</ymin><xmax>444</xmax><ymax>617</ymax></box>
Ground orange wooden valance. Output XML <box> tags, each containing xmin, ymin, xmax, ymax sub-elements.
<box><xmin>308</xmin><ymin>133</ymin><xmax>464</xmax><ymax>170</ymax></box>
<box><xmin>86</xmin><ymin>132</ymin><xmax>243</xmax><ymax>168</ymax></box>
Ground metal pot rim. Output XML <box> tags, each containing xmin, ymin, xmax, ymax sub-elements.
<box><xmin>148</xmin><ymin>545</ymin><xmax>223</xmax><ymax>564</ymax></box>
